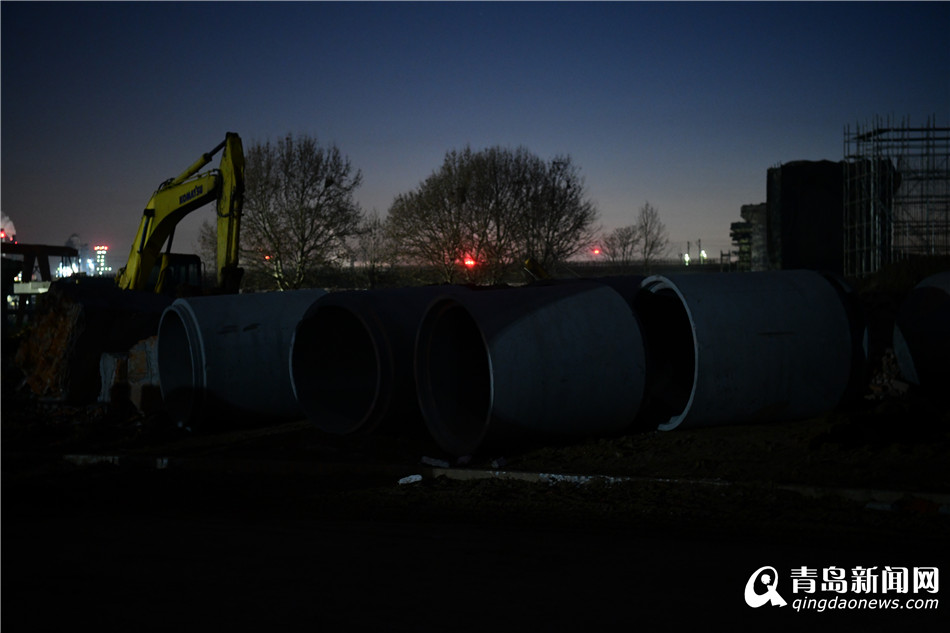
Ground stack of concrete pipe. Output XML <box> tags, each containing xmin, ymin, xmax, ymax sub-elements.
<box><xmin>288</xmin><ymin>279</ymin><xmax>649</xmax><ymax>452</ymax></box>
<box><xmin>155</xmin><ymin>270</ymin><xmax>868</xmax><ymax>456</ymax></box>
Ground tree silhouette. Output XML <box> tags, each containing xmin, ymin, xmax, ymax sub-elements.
<box><xmin>241</xmin><ymin>134</ymin><xmax>363</xmax><ymax>290</ymax></box>
<box><xmin>637</xmin><ymin>201</ymin><xmax>669</xmax><ymax>273</ymax></box>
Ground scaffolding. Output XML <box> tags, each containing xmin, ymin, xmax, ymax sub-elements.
<box><xmin>843</xmin><ymin>115</ymin><xmax>950</xmax><ymax>277</ymax></box>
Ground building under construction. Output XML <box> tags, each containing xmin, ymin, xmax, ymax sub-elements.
<box><xmin>844</xmin><ymin>115</ymin><xmax>950</xmax><ymax>278</ymax></box>
<box><xmin>730</xmin><ymin>161</ymin><xmax>845</xmax><ymax>275</ymax></box>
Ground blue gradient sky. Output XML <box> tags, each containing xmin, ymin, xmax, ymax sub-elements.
<box><xmin>3</xmin><ymin>1</ymin><xmax>948</xmax><ymax>264</ymax></box>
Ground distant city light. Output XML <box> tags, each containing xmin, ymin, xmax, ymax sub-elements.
<box><xmin>93</xmin><ymin>244</ymin><xmax>112</xmax><ymax>276</ymax></box>
<box><xmin>56</xmin><ymin>261</ymin><xmax>81</xmax><ymax>278</ymax></box>
<box><xmin>0</xmin><ymin>212</ymin><xmax>16</xmax><ymax>243</ymax></box>
<box><xmin>591</xmin><ymin>247</ymin><xmax>601</xmax><ymax>256</ymax></box>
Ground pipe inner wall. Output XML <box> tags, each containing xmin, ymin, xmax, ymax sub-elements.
<box><xmin>290</xmin><ymin>304</ymin><xmax>382</xmax><ymax>434</ymax></box>
<box><xmin>289</xmin><ymin>285</ymin><xmax>475</xmax><ymax>435</ymax></box>
<box><xmin>155</xmin><ymin>305</ymin><xmax>203</xmax><ymax>425</ymax></box>
<box><xmin>416</xmin><ymin>300</ymin><xmax>493</xmax><ymax>455</ymax></box>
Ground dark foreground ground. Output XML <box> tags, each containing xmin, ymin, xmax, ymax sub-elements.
<box><xmin>3</xmin><ymin>368</ymin><xmax>948</xmax><ymax>631</ymax></box>
<box><xmin>4</xmin><ymin>258</ymin><xmax>950</xmax><ymax>629</ymax></box>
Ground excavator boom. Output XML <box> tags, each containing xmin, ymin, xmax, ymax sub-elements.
<box><xmin>214</xmin><ymin>134</ymin><xmax>244</xmax><ymax>293</ymax></box>
<box><xmin>116</xmin><ymin>133</ymin><xmax>244</xmax><ymax>294</ymax></box>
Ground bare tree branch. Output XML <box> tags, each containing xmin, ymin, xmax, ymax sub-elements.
<box><xmin>242</xmin><ymin>134</ymin><xmax>363</xmax><ymax>290</ymax></box>
<box><xmin>601</xmin><ymin>224</ymin><xmax>640</xmax><ymax>266</ymax></box>
<box><xmin>386</xmin><ymin>146</ymin><xmax>599</xmax><ymax>283</ymax></box>
<box><xmin>637</xmin><ymin>201</ymin><xmax>670</xmax><ymax>273</ymax></box>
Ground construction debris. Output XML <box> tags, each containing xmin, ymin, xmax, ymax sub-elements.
<box><xmin>865</xmin><ymin>348</ymin><xmax>910</xmax><ymax>401</ymax></box>
<box><xmin>14</xmin><ymin>278</ymin><xmax>171</xmax><ymax>403</ymax></box>
<box><xmin>98</xmin><ymin>336</ymin><xmax>162</xmax><ymax>415</ymax></box>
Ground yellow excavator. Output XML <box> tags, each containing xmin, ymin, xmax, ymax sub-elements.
<box><xmin>15</xmin><ymin>133</ymin><xmax>247</xmax><ymax>403</ymax></box>
<box><xmin>116</xmin><ymin>132</ymin><xmax>245</xmax><ymax>296</ymax></box>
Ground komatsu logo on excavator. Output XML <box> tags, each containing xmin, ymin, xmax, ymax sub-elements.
<box><xmin>179</xmin><ymin>185</ymin><xmax>203</xmax><ymax>205</ymax></box>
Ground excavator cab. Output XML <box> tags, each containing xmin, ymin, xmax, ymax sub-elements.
<box><xmin>146</xmin><ymin>253</ymin><xmax>203</xmax><ymax>297</ymax></box>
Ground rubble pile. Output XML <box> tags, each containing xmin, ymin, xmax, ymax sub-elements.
<box><xmin>865</xmin><ymin>347</ymin><xmax>910</xmax><ymax>401</ymax></box>
<box><xmin>14</xmin><ymin>279</ymin><xmax>170</xmax><ymax>403</ymax></box>
<box><xmin>14</xmin><ymin>286</ymin><xmax>86</xmax><ymax>400</ymax></box>
<box><xmin>98</xmin><ymin>335</ymin><xmax>162</xmax><ymax>415</ymax></box>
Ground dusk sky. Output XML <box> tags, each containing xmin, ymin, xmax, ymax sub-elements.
<box><xmin>2</xmin><ymin>1</ymin><xmax>948</xmax><ymax>265</ymax></box>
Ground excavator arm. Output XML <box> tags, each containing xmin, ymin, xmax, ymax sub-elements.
<box><xmin>214</xmin><ymin>134</ymin><xmax>244</xmax><ymax>293</ymax></box>
<box><xmin>116</xmin><ymin>133</ymin><xmax>244</xmax><ymax>294</ymax></box>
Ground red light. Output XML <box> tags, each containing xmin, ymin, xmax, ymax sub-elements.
<box><xmin>264</xmin><ymin>255</ymin><xmax>271</xmax><ymax>261</ymax></box>
<box><xmin>592</xmin><ymin>247</ymin><xmax>601</xmax><ymax>256</ymax></box>
<box><xmin>463</xmin><ymin>257</ymin><xmax>476</xmax><ymax>268</ymax></box>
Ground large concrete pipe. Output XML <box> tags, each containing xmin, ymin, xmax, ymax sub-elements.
<box><xmin>586</xmin><ymin>275</ymin><xmax>646</xmax><ymax>308</ymax></box>
<box><xmin>289</xmin><ymin>284</ymin><xmax>475</xmax><ymax>436</ymax></box>
<box><xmin>157</xmin><ymin>289</ymin><xmax>326</xmax><ymax>428</ymax></box>
<box><xmin>634</xmin><ymin>270</ymin><xmax>863</xmax><ymax>431</ymax></box>
<box><xmin>893</xmin><ymin>271</ymin><xmax>950</xmax><ymax>399</ymax></box>
<box><xmin>415</xmin><ymin>281</ymin><xmax>647</xmax><ymax>457</ymax></box>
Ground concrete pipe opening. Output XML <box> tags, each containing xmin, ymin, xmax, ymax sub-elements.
<box><xmin>416</xmin><ymin>299</ymin><xmax>492</xmax><ymax>457</ymax></box>
<box><xmin>634</xmin><ymin>283</ymin><xmax>696</xmax><ymax>429</ymax></box>
<box><xmin>156</xmin><ymin>306</ymin><xmax>202</xmax><ymax>426</ymax></box>
<box><xmin>291</xmin><ymin>305</ymin><xmax>381</xmax><ymax>434</ymax></box>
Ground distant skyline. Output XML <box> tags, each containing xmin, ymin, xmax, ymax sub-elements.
<box><xmin>2</xmin><ymin>1</ymin><xmax>948</xmax><ymax>265</ymax></box>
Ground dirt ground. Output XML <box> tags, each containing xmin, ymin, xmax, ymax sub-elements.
<box><xmin>3</xmin><ymin>376</ymin><xmax>948</xmax><ymax>527</ymax></box>
<box><xmin>3</xmin><ymin>362</ymin><xmax>948</xmax><ymax>630</ymax></box>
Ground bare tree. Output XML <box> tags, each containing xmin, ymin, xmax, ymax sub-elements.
<box><xmin>521</xmin><ymin>155</ymin><xmax>599</xmax><ymax>271</ymax></box>
<box><xmin>386</xmin><ymin>146</ymin><xmax>599</xmax><ymax>284</ymax></box>
<box><xmin>241</xmin><ymin>134</ymin><xmax>363</xmax><ymax>290</ymax></box>
<box><xmin>637</xmin><ymin>201</ymin><xmax>669</xmax><ymax>273</ymax></box>
<box><xmin>385</xmin><ymin>155</ymin><xmax>469</xmax><ymax>283</ymax></box>
<box><xmin>195</xmin><ymin>219</ymin><xmax>217</xmax><ymax>285</ymax></box>
<box><xmin>600</xmin><ymin>225</ymin><xmax>640</xmax><ymax>266</ymax></box>
<box><xmin>463</xmin><ymin>146</ymin><xmax>532</xmax><ymax>283</ymax></box>
<box><xmin>354</xmin><ymin>209</ymin><xmax>396</xmax><ymax>288</ymax></box>
<box><xmin>386</xmin><ymin>147</ymin><xmax>522</xmax><ymax>284</ymax></box>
